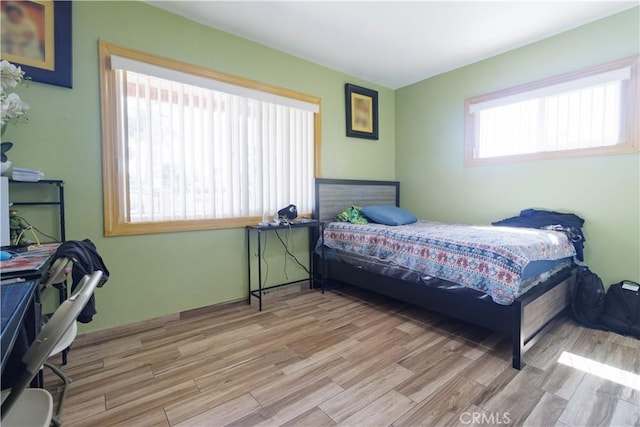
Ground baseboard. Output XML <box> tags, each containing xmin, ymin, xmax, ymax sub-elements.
<box><xmin>179</xmin><ymin>298</ymin><xmax>247</xmax><ymax>320</ymax></box>
<box><xmin>73</xmin><ymin>297</ymin><xmax>247</xmax><ymax>348</ymax></box>
<box><xmin>250</xmin><ymin>281</ymin><xmax>311</xmax><ymax>306</ymax></box>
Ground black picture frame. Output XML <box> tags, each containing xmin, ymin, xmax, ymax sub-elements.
<box><xmin>1</xmin><ymin>1</ymin><xmax>73</xmax><ymax>88</ymax></box>
<box><xmin>345</xmin><ymin>83</ymin><xmax>378</xmax><ymax>140</ymax></box>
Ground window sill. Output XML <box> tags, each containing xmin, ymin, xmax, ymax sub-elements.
<box><xmin>104</xmin><ymin>216</ymin><xmax>263</xmax><ymax>237</ymax></box>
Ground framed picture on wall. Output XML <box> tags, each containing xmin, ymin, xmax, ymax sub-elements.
<box><xmin>345</xmin><ymin>83</ymin><xmax>378</xmax><ymax>140</ymax></box>
<box><xmin>1</xmin><ymin>0</ymin><xmax>72</xmax><ymax>88</ymax></box>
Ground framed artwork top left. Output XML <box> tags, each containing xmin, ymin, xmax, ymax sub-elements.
<box><xmin>1</xmin><ymin>0</ymin><xmax>72</xmax><ymax>88</ymax></box>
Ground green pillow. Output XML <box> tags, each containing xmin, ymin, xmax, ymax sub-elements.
<box><xmin>336</xmin><ymin>206</ymin><xmax>369</xmax><ymax>224</ymax></box>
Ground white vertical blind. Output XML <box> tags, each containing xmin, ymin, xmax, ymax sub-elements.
<box><xmin>110</xmin><ymin>55</ymin><xmax>319</xmax><ymax>113</ymax></box>
<box><xmin>468</xmin><ymin>67</ymin><xmax>630</xmax><ymax>114</ymax></box>
<box><xmin>469</xmin><ymin>68</ymin><xmax>629</xmax><ymax>159</ymax></box>
<box><xmin>115</xmin><ymin>69</ymin><xmax>314</xmax><ymax>222</ymax></box>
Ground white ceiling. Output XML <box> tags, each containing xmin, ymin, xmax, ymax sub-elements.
<box><xmin>148</xmin><ymin>1</ymin><xmax>638</xmax><ymax>89</ymax></box>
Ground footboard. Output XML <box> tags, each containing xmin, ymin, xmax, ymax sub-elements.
<box><xmin>512</xmin><ymin>268</ymin><xmax>577</xmax><ymax>368</ymax></box>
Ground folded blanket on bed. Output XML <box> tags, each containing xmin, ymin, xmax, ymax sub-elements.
<box><xmin>492</xmin><ymin>209</ymin><xmax>585</xmax><ymax>261</ymax></box>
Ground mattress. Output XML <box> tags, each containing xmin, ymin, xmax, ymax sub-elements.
<box><xmin>322</xmin><ymin>221</ymin><xmax>576</xmax><ymax>305</ymax></box>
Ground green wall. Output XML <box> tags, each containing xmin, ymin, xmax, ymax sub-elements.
<box><xmin>6</xmin><ymin>3</ymin><xmax>639</xmax><ymax>333</ymax></box>
<box><xmin>4</xmin><ymin>1</ymin><xmax>395</xmax><ymax>333</ymax></box>
<box><xmin>395</xmin><ymin>8</ymin><xmax>640</xmax><ymax>287</ymax></box>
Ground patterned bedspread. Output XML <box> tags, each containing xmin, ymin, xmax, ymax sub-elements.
<box><xmin>323</xmin><ymin>221</ymin><xmax>576</xmax><ymax>305</ymax></box>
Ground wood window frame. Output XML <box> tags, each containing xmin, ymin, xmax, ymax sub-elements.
<box><xmin>98</xmin><ymin>41</ymin><xmax>322</xmax><ymax>236</ymax></box>
<box><xmin>464</xmin><ymin>56</ymin><xmax>640</xmax><ymax>167</ymax></box>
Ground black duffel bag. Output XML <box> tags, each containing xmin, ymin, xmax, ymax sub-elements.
<box><xmin>600</xmin><ymin>280</ymin><xmax>640</xmax><ymax>339</ymax></box>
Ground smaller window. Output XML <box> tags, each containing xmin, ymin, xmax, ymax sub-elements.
<box><xmin>465</xmin><ymin>56</ymin><xmax>639</xmax><ymax>165</ymax></box>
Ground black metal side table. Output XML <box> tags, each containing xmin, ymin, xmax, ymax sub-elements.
<box><xmin>246</xmin><ymin>220</ymin><xmax>324</xmax><ymax>311</ymax></box>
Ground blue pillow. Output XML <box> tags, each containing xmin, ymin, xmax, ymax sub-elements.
<box><xmin>361</xmin><ymin>205</ymin><xmax>417</xmax><ymax>226</ymax></box>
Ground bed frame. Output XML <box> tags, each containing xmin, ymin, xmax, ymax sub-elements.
<box><xmin>314</xmin><ymin>178</ymin><xmax>577</xmax><ymax>369</ymax></box>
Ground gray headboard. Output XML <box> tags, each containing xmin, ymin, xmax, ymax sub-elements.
<box><xmin>314</xmin><ymin>178</ymin><xmax>400</xmax><ymax>223</ymax></box>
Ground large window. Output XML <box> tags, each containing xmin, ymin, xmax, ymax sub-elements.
<box><xmin>99</xmin><ymin>42</ymin><xmax>321</xmax><ymax>236</ymax></box>
<box><xmin>465</xmin><ymin>56</ymin><xmax>639</xmax><ymax>165</ymax></box>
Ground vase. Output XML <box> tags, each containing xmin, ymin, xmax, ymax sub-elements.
<box><xmin>1</xmin><ymin>140</ymin><xmax>14</xmax><ymax>176</ymax></box>
<box><xmin>1</xmin><ymin>160</ymin><xmax>11</xmax><ymax>176</ymax></box>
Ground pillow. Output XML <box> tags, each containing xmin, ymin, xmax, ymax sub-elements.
<box><xmin>336</xmin><ymin>206</ymin><xmax>369</xmax><ymax>224</ymax></box>
<box><xmin>361</xmin><ymin>205</ymin><xmax>417</xmax><ymax>226</ymax></box>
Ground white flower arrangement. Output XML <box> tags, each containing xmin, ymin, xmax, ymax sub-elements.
<box><xmin>0</xmin><ymin>60</ymin><xmax>29</xmax><ymax>128</ymax></box>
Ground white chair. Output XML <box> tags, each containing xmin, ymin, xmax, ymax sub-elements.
<box><xmin>1</xmin><ymin>271</ymin><xmax>103</xmax><ymax>427</ymax></box>
<box><xmin>43</xmin><ymin>321</ymin><xmax>76</xmax><ymax>425</ymax></box>
<box><xmin>41</xmin><ymin>256</ymin><xmax>76</xmax><ymax>420</ymax></box>
<box><xmin>43</xmin><ymin>257</ymin><xmax>73</xmax><ymax>292</ymax></box>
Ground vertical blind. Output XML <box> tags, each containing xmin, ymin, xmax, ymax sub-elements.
<box><xmin>468</xmin><ymin>66</ymin><xmax>631</xmax><ymax>159</ymax></box>
<box><xmin>113</xmin><ymin>69</ymin><xmax>315</xmax><ymax>222</ymax></box>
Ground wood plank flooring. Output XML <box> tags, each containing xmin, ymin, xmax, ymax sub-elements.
<box><xmin>45</xmin><ymin>286</ymin><xmax>640</xmax><ymax>427</ymax></box>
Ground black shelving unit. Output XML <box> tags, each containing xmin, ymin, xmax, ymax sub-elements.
<box><xmin>8</xmin><ymin>179</ymin><xmax>69</xmax><ymax>364</ymax></box>
<box><xmin>9</xmin><ymin>179</ymin><xmax>66</xmax><ymax>242</ymax></box>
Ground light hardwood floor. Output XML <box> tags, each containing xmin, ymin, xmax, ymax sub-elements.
<box><xmin>46</xmin><ymin>286</ymin><xmax>640</xmax><ymax>427</ymax></box>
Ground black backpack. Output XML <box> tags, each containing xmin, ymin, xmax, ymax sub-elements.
<box><xmin>600</xmin><ymin>281</ymin><xmax>640</xmax><ymax>338</ymax></box>
<box><xmin>572</xmin><ymin>266</ymin><xmax>606</xmax><ymax>329</ymax></box>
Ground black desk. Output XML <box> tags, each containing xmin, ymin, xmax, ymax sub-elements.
<box><xmin>1</xmin><ymin>244</ymin><xmax>67</xmax><ymax>310</ymax></box>
<box><xmin>0</xmin><ymin>243</ymin><xmax>58</xmax><ymax>282</ymax></box>
<box><xmin>0</xmin><ymin>245</ymin><xmax>58</xmax><ymax>388</ymax></box>
<box><xmin>246</xmin><ymin>220</ymin><xmax>324</xmax><ymax>311</ymax></box>
<box><xmin>0</xmin><ymin>280</ymin><xmax>40</xmax><ymax>387</ymax></box>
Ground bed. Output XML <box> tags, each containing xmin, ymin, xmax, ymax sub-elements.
<box><xmin>314</xmin><ymin>178</ymin><xmax>578</xmax><ymax>369</ymax></box>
